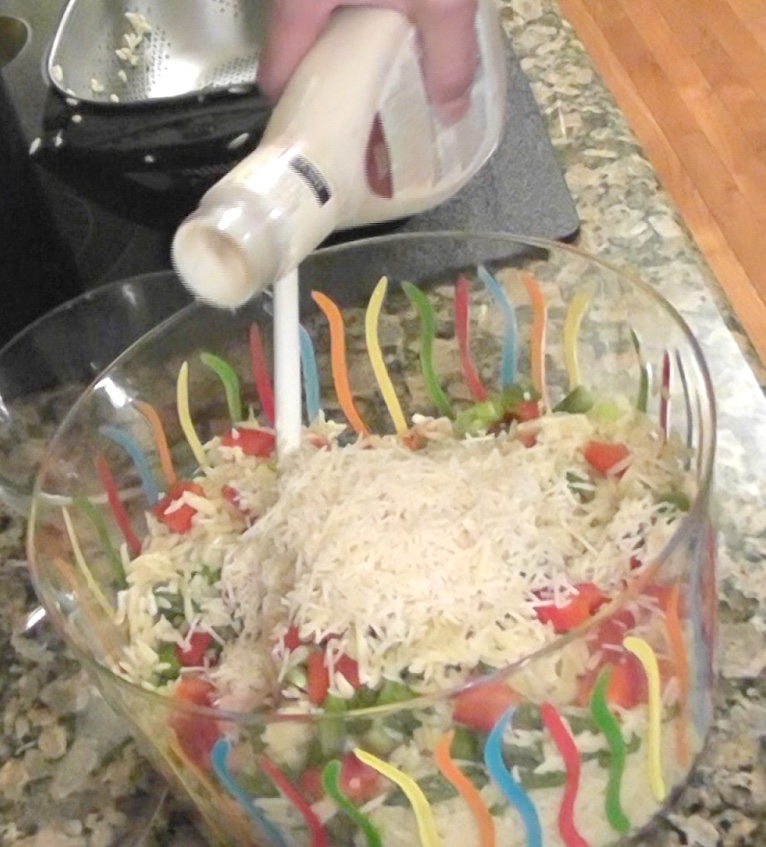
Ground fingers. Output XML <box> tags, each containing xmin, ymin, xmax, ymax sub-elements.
<box><xmin>257</xmin><ymin>0</ymin><xmax>408</xmax><ymax>101</ymax></box>
<box><xmin>412</xmin><ymin>0</ymin><xmax>479</xmax><ymax>122</ymax></box>
<box><xmin>256</xmin><ymin>0</ymin><xmax>335</xmax><ymax>100</ymax></box>
<box><xmin>257</xmin><ymin>0</ymin><xmax>480</xmax><ymax>121</ymax></box>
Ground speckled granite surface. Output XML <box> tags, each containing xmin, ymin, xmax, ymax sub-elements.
<box><xmin>2</xmin><ymin>1</ymin><xmax>765</xmax><ymax>845</ymax></box>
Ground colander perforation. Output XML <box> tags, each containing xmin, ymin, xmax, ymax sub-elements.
<box><xmin>47</xmin><ymin>0</ymin><xmax>266</xmax><ymax>105</ymax></box>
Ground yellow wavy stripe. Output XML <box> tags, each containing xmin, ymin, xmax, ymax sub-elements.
<box><xmin>177</xmin><ymin>361</ymin><xmax>208</xmax><ymax>468</ymax></box>
<box><xmin>623</xmin><ymin>635</ymin><xmax>666</xmax><ymax>801</ymax></box>
<box><xmin>365</xmin><ymin>277</ymin><xmax>408</xmax><ymax>434</ymax></box>
<box><xmin>353</xmin><ymin>749</ymin><xmax>442</xmax><ymax>847</ymax></box>
<box><xmin>563</xmin><ymin>290</ymin><xmax>591</xmax><ymax>391</ymax></box>
<box><xmin>62</xmin><ymin>507</ymin><xmax>115</xmax><ymax>620</ymax></box>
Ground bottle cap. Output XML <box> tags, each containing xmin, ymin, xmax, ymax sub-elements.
<box><xmin>171</xmin><ymin>202</ymin><xmax>279</xmax><ymax>308</ymax></box>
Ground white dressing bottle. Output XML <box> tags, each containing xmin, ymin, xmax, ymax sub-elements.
<box><xmin>172</xmin><ymin>0</ymin><xmax>508</xmax><ymax>308</ymax></box>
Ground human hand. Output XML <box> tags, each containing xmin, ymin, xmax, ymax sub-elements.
<box><xmin>257</xmin><ymin>0</ymin><xmax>479</xmax><ymax>123</ymax></box>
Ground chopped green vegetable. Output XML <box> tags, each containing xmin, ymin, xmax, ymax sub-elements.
<box><xmin>385</xmin><ymin>773</ymin><xmax>457</xmax><ymax>806</ymax></box>
<box><xmin>657</xmin><ymin>490</ymin><xmax>691</xmax><ymax>512</ymax></box>
<box><xmin>284</xmin><ymin>665</ymin><xmax>308</xmax><ymax>690</ymax></box>
<box><xmin>375</xmin><ymin>680</ymin><xmax>416</xmax><ymax>706</ymax></box>
<box><xmin>566</xmin><ymin>471</ymin><xmax>595</xmax><ymax>503</ymax></box>
<box><xmin>453</xmin><ymin>382</ymin><xmax>539</xmax><ymax>436</ymax></box>
<box><xmin>504</xmin><ymin>742</ymin><xmax>544</xmax><ymax>771</ymax></box>
<box><xmin>154</xmin><ymin>642</ymin><xmax>180</xmax><ymax>684</ymax></box>
<box><xmin>519</xmin><ymin>769</ymin><xmax>567</xmax><ymax>790</ymax></box>
<box><xmin>363</xmin><ymin>719</ymin><xmax>399</xmax><ymax>756</ymax></box>
<box><xmin>317</xmin><ymin>695</ymin><xmax>347</xmax><ymax>757</ymax></box>
<box><xmin>349</xmin><ymin>685</ymin><xmax>379</xmax><ymax>710</ymax></box>
<box><xmin>511</xmin><ymin>701</ymin><xmax>542</xmax><ymax>731</ymax></box>
<box><xmin>566</xmin><ymin>713</ymin><xmax>600</xmax><ymax>735</ymax></box>
<box><xmin>199</xmin><ymin>564</ymin><xmax>221</xmax><ymax>585</ymax></box>
<box><xmin>450</xmin><ymin>727</ymin><xmax>483</xmax><ymax>761</ymax></box>
<box><xmin>238</xmin><ymin>769</ymin><xmax>280</xmax><ymax>798</ymax></box>
<box><xmin>382</xmin><ymin>709</ymin><xmax>421</xmax><ymax>736</ymax></box>
<box><xmin>591</xmin><ymin>732</ymin><xmax>641</xmax><ymax>768</ymax></box>
<box><xmin>316</xmin><ymin>720</ymin><xmax>345</xmax><ymax>759</ymax></box>
<box><xmin>554</xmin><ymin>385</ymin><xmax>594</xmax><ymax>414</ymax></box>
<box><xmin>588</xmin><ymin>399</ymin><xmax>624</xmax><ymax>422</ymax></box>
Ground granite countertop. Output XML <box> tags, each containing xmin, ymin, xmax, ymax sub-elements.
<box><xmin>2</xmin><ymin>0</ymin><xmax>765</xmax><ymax>845</ymax></box>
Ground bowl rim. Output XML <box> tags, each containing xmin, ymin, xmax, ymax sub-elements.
<box><xmin>0</xmin><ymin>270</ymin><xmax>191</xmax><ymax>363</ymax></box>
<box><xmin>26</xmin><ymin>230</ymin><xmax>718</xmax><ymax>722</ymax></box>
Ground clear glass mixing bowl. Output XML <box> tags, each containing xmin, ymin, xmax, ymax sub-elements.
<box><xmin>27</xmin><ymin>233</ymin><xmax>717</xmax><ymax>847</ymax></box>
<box><xmin>0</xmin><ymin>273</ymin><xmax>192</xmax><ymax>515</ymax></box>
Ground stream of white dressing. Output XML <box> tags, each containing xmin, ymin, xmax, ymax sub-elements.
<box><xmin>273</xmin><ymin>268</ymin><xmax>302</xmax><ymax>459</ymax></box>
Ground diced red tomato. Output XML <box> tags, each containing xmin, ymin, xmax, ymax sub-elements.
<box><xmin>307</xmin><ymin>651</ymin><xmax>330</xmax><ymax>706</ymax></box>
<box><xmin>220</xmin><ymin>426</ymin><xmax>276</xmax><ymax>458</ymax></box>
<box><xmin>175</xmin><ymin>676</ymin><xmax>215</xmax><ymax>705</ymax></box>
<box><xmin>574</xmin><ymin>648</ymin><xmax>645</xmax><ymax>709</ymax></box>
<box><xmin>514</xmin><ymin>400</ymin><xmax>541</xmax><ymax>422</ymax></box>
<box><xmin>172</xmin><ymin>677</ymin><xmax>220</xmax><ymax>770</ymax></box>
<box><xmin>175</xmin><ymin>631</ymin><xmax>214</xmax><ymax>667</ymax></box>
<box><xmin>591</xmin><ymin>608</ymin><xmax>637</xmax><ymax>649</ymax></box>
<box><xmin>282</xmin><ymin>626</ymin><xmax>304</xmax><ymax>651</ymax></box>
<box><xmin>153</xmin><ymin>482</ymin><xmax>205</xmax><ymax>534</ymax></box>
<box><xmin>453</xmin><ymin>680</ymin><xmax>519</xmax><ymax>732</ymax></box>
<box><xmin>584</xmin><ymin>441</ymin><xmax>631</xmax><ymax>475</ymax></box>
<box><xmin>535</xmin><ymin>582</ymin><xmax>607</xmax><ymax>634</ymax></box>
<box><xmin>518</xmin><ymin>430</ymin><xmax>538</xmax><ymax>448</ymax></box>
<box><xmin>400</xmin><ymin>431</ymin><xmax>427</xmax><ymax>451</ymax></box>
<box><xmin>308</xmin><ymin>434</ymin><xmax>331</xmax><ymax>450</ymax></box>
<box><xmin>297</xmin><ymin>766</ymin><xmax>325</xmax><ymax>803</ymax></box>
<box><xmin>335</xmin><ymin>654</ymin><xmax>361</xmax><ymax>689</ymax></box>
<box><xmin>339</xmin><ymin>752</ymin><xmax>385</xmax><ymax>803</ymax></box>
<box><xmin>606</xmin><ymin>653</ymin><xmax>647</xmax><ymax>710</ymax></box>
<box><xmin>221</xmin><ymin>484</ymin><xmax>246</xmax><ymax>514</ymax></box>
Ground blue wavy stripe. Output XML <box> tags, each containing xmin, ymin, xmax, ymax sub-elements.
<box><xmin>484</xmin><ymin>707</ymin><xmax>542</xmax><ymax>847</ymax></box>
<box><xmin>478</xmin><ymin>264</ymin><xmax>518</xmax><ymax>388</ymax></box>
<box><xmin>299</xmin><ymin>324</ymin><xmax>321</xmax><ymax>424</ymax></box>
<box><xmin>211</xmin><ymin>738</ymin><xmax>288</xmax><ymax>847</ymax></box>
<box><xmin>99</xmin><ymin>425</ymin><xmax>160</xmax><ymax>505</ymax></box>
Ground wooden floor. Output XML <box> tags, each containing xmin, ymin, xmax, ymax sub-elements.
<box><xmin>558</xmin><ymin>0</ymin><xmax>766</xmax><ymax>365</ymax></box>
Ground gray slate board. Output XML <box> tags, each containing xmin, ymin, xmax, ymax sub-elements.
<box><xmin>390</xmin><ymin>38</ymin><xmax>580</xmax><ymax>242</ymax></box>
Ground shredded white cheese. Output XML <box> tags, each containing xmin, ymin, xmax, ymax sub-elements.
<box><xmin>115</xmin><ymin>411</ymin><xmax>694</xmax><ymax>711</ymax></box>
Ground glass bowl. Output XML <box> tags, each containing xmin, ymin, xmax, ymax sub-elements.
<box><xmin>0</xmin><ymin>274</ymin><xmax>191</xmax><ymax>844</ymax></box>
<box><xmin>27</xmin><ymin>233</ymin><xmax>717</xmax><ymax>847</ymax></box>
<box><xmin>0</xmin><ymin>272</ymin><xmax>192</xmax><ymax>516</ymax></box>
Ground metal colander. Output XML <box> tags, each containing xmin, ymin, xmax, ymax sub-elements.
<box><xmin>47</xmin><ymin>0</ymin><xmax>268</xmax><ymax>106</ymax></box>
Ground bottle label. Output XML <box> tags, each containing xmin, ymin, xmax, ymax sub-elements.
<box><xmin>288</xmin><ymin>154</ymin><xmax>332</xmax><ymax>206</ymax></box>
